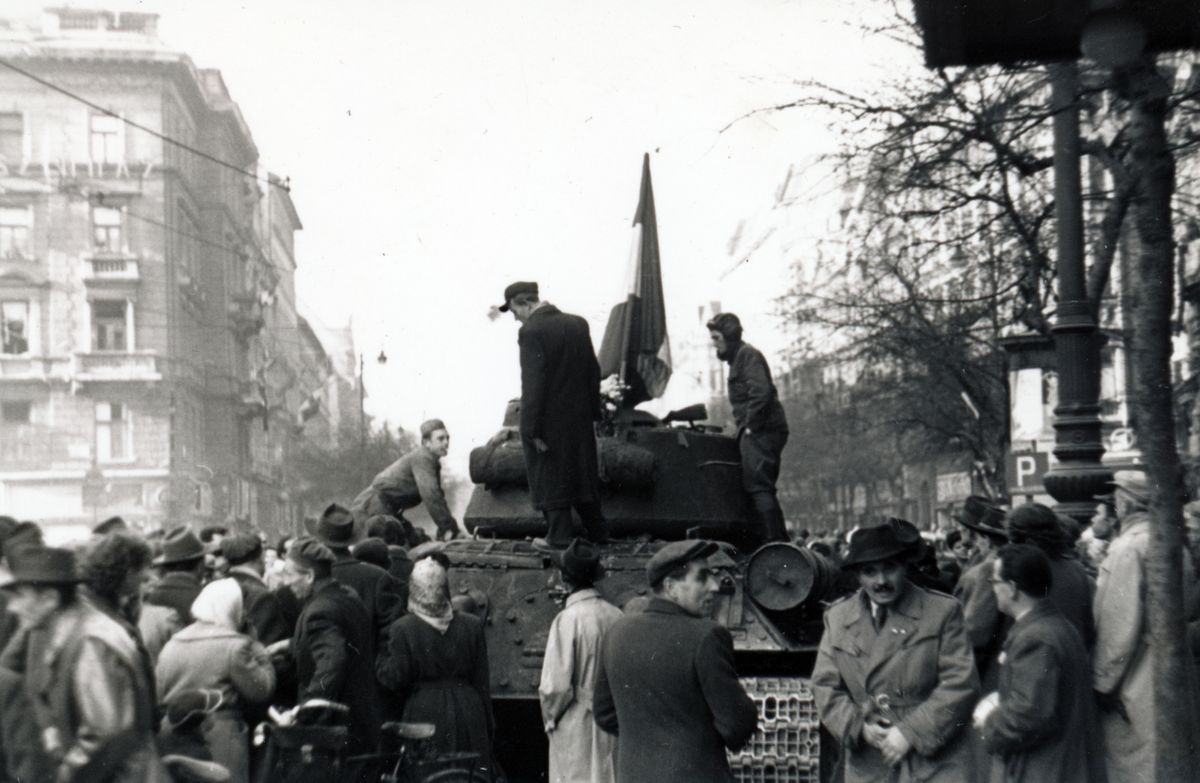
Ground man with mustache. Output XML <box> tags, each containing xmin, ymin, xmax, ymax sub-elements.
<box><xmin>813</xmin><ymin>522</ymin><xmax>979</xmax><ymax>782</ymax></box>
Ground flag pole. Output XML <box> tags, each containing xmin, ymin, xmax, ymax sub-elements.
<box><xmin>618</xmin><ymin>153</ymin><xmax>651</xmax><ymax>396</ymax></box>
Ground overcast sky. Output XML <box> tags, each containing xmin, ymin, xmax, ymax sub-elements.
<box><xmin>17</xmin><ymin>0</ymin><xmax>916</xmax><ymax>479</ymax></box>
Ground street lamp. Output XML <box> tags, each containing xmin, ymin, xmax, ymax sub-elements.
<box><xmin>359</xmin><ymin>350</ymin><xmax>389</xmax><ymax>486</ymax></box>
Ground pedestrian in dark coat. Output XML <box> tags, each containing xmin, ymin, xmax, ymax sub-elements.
<box><xmin>221</xmin><ymin>533</ymin><xmax>292</xmax><ymax>645</ymax></box>
<box><xmin>1005</xmin><ymin>504</ymin><xmax>1096</xmax><ymax>649</ymax></box>
<box><xmin>812</xmin><ymin>524</ymin><xmax>979</xmax><ymax>783</ymax></box>
<box><xmin>707</xmin><ymin>312</ymin><xmax>790</xmax><ymax>542</ymax></box>
<box><xmin>952</xmin><ymin>496</ymin><xmax>1009</xmax><ymax>686</ymax></box>
<box><xmin>593</xmin><ymin>540</ymin><xmax>757</xmax><ymax>783</ymax></box>
<box><xmin>147</xmin><ymin>527</ymin><xmax>208</xmax><ymax>624</ymax></box>
<box><xmin>976</xmin><ymin>545</ymin><xmax>1105</xmax><ymax>783</ymax></box>
<box><xmin>377</xmin><ymin>557</ymin><xmax>496</xmax><ymax>775</ymax></box>
<box><xmin>500</xmin><ymin>281</ymin><xmax>608</xmax><ymax>548</ymax></box>
<box><xmin>314</xmin><ymin>504</ymin><xmax>404</xmax><ymax>641</ymax></box>
<box><xmin>277</xmin><ymin>537</ymin><xmax>381</xmax><ymax>755</ymax></box>
<box><xmin>0</xmin><ymin>665</ymin><xmax>52</xmax><ymax>782</ymax></box>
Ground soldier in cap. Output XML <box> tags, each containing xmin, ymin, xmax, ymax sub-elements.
<box><xmin>499</xmin><ymin>281</ymin><xmax>609</xmax><ymax>550</ymax></box>
<box><xmin>706</xmin><ymin>312</ymin><xmax>790</xmax><ymax>542</ymax></box>
<box><xmin>540</xmin><ymin>539</ymin><xmax>622</xmax><ymax>783</ymax></box>
<box><xmin>593</xmin><ymin>540</ymin><xmax>757</xmax><ymax>783</ymax></box>
<box><xmin>812</xmin><ymin>523</ymin><xmax>979</xmax><ymax>782</ymax></box>
<box><xmin>352</xmin><ymin>418</ymin><xmax>462</xmax><ymax>541</ymax></box>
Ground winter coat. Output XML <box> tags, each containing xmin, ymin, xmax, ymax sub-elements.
<box><xmin>331</xmin><ymin>555</ymin><xmax>404</xmax><ymax>641</ymax></box>
<box><xmin>23</xmin><ymin>597</ymin><xmax>167</xmax><ymax>783</ymax></box>
<box><xmin>593</xmin><ymin>598</ymin><xmax>757</xmax><ymax>783</ymax></box>
<box><xmin>1046</xmin><ymin>556</ymin><xmax>1096</xmax><ymax>650</ymax></box>
<box><xmin>812</xmin><ymin>585</ymin><xmax>979</xmax><ymax>783</ymax></box>
<box><xmin>517</xmin><ymin>304</ymin><xmax>602</xmax><ymax>510</ymax></box>
<box><xmin>292</xmin><ymin>579</ymin><xmax>380</xmax><ymax>755</ymax></box>
<box><xmin>227</xmin><ymin>566</ymin><xmax>292</xmax><ymax>645</ymax></box>
<box><xmin>145</xmin><ymin>572</ymin><xmax>202</xmax><ymax>625</ymax></box>
<box><xmin>1093</xmin><ymin>513</ymin><xmax>1197</xmax><ymax>783</ymax></box>
<box><xmin>539</xmin><ymin>589</ymin><xmax>622</xmax><ymax>783</ymax></box>
<box><xmin>136</xmin><ymin>603</ymin><xmax>183</xmax><ymax>665</ymax></box>
<box><xmin>376</xmin><ymin>612</ymin><xmax>494</xmax><ymax>769</ymax></box>
<box><xmin>981</xmin><ymin>603</ymin><xmax>1105</xmax><ymax>783</ymax></box>
<box><xmin>156</xmin><ymin>622</ymin><xmax>275</xmax><ymax>783</ymax></box>
<box><xmin>0</xmin><ymin>665</ymin><xmax>52</xmax><ymax>782</ymax></box>
<box><xmin>954</xmin><ymin>551</ymin><xmax>1005</xmax><ymax>686</ymax></box>
<box><xmin>724</xmin><ymin>341</ymin><xmax>788</xmax><ymax>436</ymax></box>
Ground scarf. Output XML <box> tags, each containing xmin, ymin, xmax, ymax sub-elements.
<box><xmin>407</xmin><ymin>558</ymin><xmax>453</xmax><ymax>634</ymax></box>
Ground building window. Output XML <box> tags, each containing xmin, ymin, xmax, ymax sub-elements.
<box><xmin>95</xmin><ymin>402</ymin><xmax>131</xmax><ymax>462</ymax></box>
<box><xmin>92</xmin><ymin>206</ymin><xmax>123</xmax><ymax>253</ymax></box>
<box><xmin>0</xmin><ymin>301</ymin><xmax>29</xmax><ymax>355</ymax></box>
<box><xmin>0</xmin><ymin>401</ymin><xmax>30</xmax><ymax>424</ymax></box>
<box><xmin>90</xmin><ymin>114</ymin><xmax>123</xmax><ymax>165</ymax></box>
<box><xmin>0</xmin><ymin>207</ymin><xmax>31</xmax><ymax>259</ymax></box>
<box><xmin>90</xmin><ymin>300</ymin><xmax>127</xmax><ymax>351</ymax></box>
<box><xmin>0</xmin><ymin>113</ymin><xmax>22</xmax><ymax>163</ymax></box>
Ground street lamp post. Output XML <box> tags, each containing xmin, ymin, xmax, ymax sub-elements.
<box><xmin>358</xmin><ymin>350</ymin><xmax>389</xmax><ymax>487</ymax></box>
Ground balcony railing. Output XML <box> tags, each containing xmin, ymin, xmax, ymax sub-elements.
<box><xmin>84</xmin><ymin>256</ymin><xmax>140</xmax><ymax>283</ymax></box>
<box><xmin>0</xmin><ymin>355</ymin><xmax>71</xmax><ymax>381</ymax></box>
<box><xmin>76</xmin><ymin>352</ymin><xmax>162</xmax><ymax>381</ymax></box>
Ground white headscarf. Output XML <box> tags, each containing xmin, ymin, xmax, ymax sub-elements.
<box><xmin>407</xmin><ymin>558</ymin><xmax>453</xmax><ymax>634</ymax></box>
<box><xmin>190</xmin><ymin>577</ymin><xmax>243</xmax><ymax>631</ymax></box>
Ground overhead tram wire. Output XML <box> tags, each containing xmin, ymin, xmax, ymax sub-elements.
<box><xmin>0</xmin><ymin>56</ymin><xmax>291</xmax><ymax>194</ymax></box>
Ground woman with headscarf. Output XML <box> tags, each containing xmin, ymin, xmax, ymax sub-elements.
<box><xmin>377</xmin><ymin>556</ymin><xmax>495</xmax><ymax>773</ymax></box>
<box><xmin>156</xmin><ymin>577</ymin><xmax>275</xmax><ymax>783</ymax></box>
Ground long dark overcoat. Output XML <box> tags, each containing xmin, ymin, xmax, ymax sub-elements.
<box><xmin>332</xmin><ymin>555</ymin><xmax>404</xmax><ymax>641</ymax></box>
<box><xmin>811</xmin><ymin>585</ymin><xmax>979</xmax><ymax>783</ymax></box>
<box><xmin>292</xmin><ymin>580</ymin><xmax>380</xmax><ymax>754</ymax></box>
<box><xmin>981</xmin><ymin>603</ymin><xmax>1105</xmax><ymax>783</ymax></box>
<box><xmin>1045</xmin><ymin>556</ymin><xmax>1095</xmax><ymax>650</ymax></box>
<box><xmin>593</xmin><ymin>598</ymin><xmax>758</xmax><ymax>783</ymax></box>
<box><xmin>518</xmin><ymin>304</ymin><xmax>602</xmax><ymax>510</ymax></box>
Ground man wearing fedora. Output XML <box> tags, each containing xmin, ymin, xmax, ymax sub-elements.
<box><xmin>3</xmin><ymin>545</ymin><xmax>167</xmax><ymax>783</ymax></box>
<box><xmin>1093</xmin><ymin>470</ymin><xmax>1198</xmax><ymax>783</ymax></box>
<box><xmin>499</xmin><ymin>281</ymin><xmax>609</xmax><ymax>550</ymax></box>
<box><xmin>593</xmin><ymin>540</ymin><xmax>757</xmax><ymax>783</ymax></box>
<box><xmin>952</xmin><ymin>495</ymin><xmax>1009</xmax><ymax>687</ymax></box>
<box><xmin>351</xmin><ymin>418</ymin><xmax>463</xmax><ymax>542</ymax></box>
<box><xmin>540</xmin><ymin>539</ymin><xmax>622</xmax><ymax>783</ymax></box>
<box><xmin>146</xmin><ymin>526</ymin><xmax>209</xmax><ymax>625</ymax></box>
<box><xmin>314</xmin><ymin>503</ymin><xmax>403</xmax><ymax>641</ymax></box>
<box><xmin>812</xmin><ymin>522</ymin><xmax>978</xmax><ymax>782</ymax></box>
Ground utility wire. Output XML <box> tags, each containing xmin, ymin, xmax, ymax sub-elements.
<box><xmin>0</xmin><ymin>56</ymin><xmax>291</xmax><ymax>193</ymax></box>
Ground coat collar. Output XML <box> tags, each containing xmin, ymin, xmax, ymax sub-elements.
<box><xmin>528</xmin><ymin>303</ymin><xmax>560</xmax><ymax>322</ymax></box>
<box><xmin>565</xmin><ymin>588</ymin><xmax>602</xmax><ymax>609</ymax></box>
<box><xmin>842</xmin><ymin>580</ymin><xmax>923</xmax><ymax>627</ymax></box>
<box><xmin>1008</xmin><ymin>600</ymin><xmax>1053</xmax><ymax>635</ymax></box>
<box><xmin>643</xmin><ymin>596</ymin><xmax>696</xmax><ymax>618</ymax></box>
<box><xmin>229</xmin><ymin>564</ymin><xmax>265</xmax><ymax>585</ymax></box>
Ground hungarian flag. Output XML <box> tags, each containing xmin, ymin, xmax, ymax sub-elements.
<box><xmin>598</xmin><ymin>153</ymin><xmax>672</xmax><ymax>408</ymax></box>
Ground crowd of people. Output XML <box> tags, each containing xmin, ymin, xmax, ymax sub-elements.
<box><xmin>0</xmin><ymin>441</ymin><xmax>495</xmax><ymax>783</ymax></box>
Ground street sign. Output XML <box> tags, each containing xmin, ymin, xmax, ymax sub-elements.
<box><xmin>1007</xmin><ymin>451</ymin><xmax>1050</xmax><ymax>495</ymax></box>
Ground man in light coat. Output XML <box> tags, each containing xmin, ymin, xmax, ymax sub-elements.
<box><xmin>812</xmin><ymin>522</ymin><xmax>979</xmax><ymax>782</ymax></box>
<box><xmin>593</xmin><ymin>540</ymin><xmax>757</xmax><ymax>783</ymax></box>
<box><xmin>539</xmin><ymin>539</ymin><xmax>622</xmax><ymax>783</ymax></box>
<box><xmin>1094</xmin><ymin>470</ymin><xmax>1197</xmax><ymax>783</ymax></box>
<box><xmin>975</xmin><ymin>544</ymin><xmax>1104</xmax><ymax>782</ymax></box>
<box><xmin>952</xmin><ymin>495</ymin><xmax>1009</xmax><ymax>687</ymax></box>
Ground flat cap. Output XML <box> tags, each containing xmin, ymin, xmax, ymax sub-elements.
<box><xmin>646</xmin><ymin>539</ymin><xmax>718</xmax><ymax>587</ymax></box>
<box><xmin>287</xmin><ymin>537</ymin><xmax>335</xmax><ymax>571</ymax></box>
<box><xmin>220</xmin><ymin>532</ymin><xmax>263</xmax><ymax>565</ymax></box>
<box><xmin>1111</xmin><ymin>470</ymin><xmax>1151</xmax><ymax>502</ymax></box>
<box><xmin>497</xmin><ymin>281</ymin><xmax>538</xmax><ymax>312</ymax></box>
<box><xmin>352</xmin><ymin>537</ymin><xmax>390</xmax><ymax>570</ymax></box>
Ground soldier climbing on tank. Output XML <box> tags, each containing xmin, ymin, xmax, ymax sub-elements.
<box><xmin>351</xmin><ymin>418</ymin><xmax>462</xmax><ymax>542</ymax></box>
<box><xmin>499</xmin><ymin>280</ymin><xmax>610</xmax><ymax>551</ymax></box>
<box><xmin>706</xmin><ymin>312</ymin><xmax>790</xmax><ymax>542</ymax></box>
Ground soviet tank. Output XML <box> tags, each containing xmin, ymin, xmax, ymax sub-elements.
<box><xmin>444</xmin><ymin>399</ymin><xmax>841</xmax><ymax>783</ymax></box>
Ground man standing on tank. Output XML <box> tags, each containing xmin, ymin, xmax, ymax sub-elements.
<box><xmin>707</xmin><ymin>312</ymin><xmax>789</xmax><ymax>542</ymax></box>
<box><xmin>500</xmin><ymin>281</ymin><xmax>609</xmax><ymax>550</ymax></box>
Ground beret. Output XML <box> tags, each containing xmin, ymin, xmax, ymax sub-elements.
<box><xmin>287</xmin><ymin>537</ymin><xmax>335</xmax><ymax>570</ymax></box>
<box><xmin>646</xmin><ymin>540</ymin><xmax>718</xmax><ymax>586</ymax></box>
<box><xmin>352</xmin><ymin>537</ymin><xmax>390</xmax><ymax>570</ymax></box>
<box><xmin>220</xmin><ymin>532</ymin><xmax>262</xmax><ymax>564</ymax></box>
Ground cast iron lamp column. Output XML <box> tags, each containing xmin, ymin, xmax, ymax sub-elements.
<box><xmin>1041</xmin><ymin>62</ymin><xmax>1113</xmax><ymax>523</ymax></box>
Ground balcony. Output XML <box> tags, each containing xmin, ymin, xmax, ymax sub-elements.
<box><xmin>0</xmin><ymin>355</ymin><xmax>71</xmax><ymax>382</ymax></box>
<box><xmin>76</xmin><ymin>352</ymin><xmax>162</xmax><ymax>382</ymax></box>
<box><xmin>229</xmin><ymin>295</ymin><xmax>265</xmax><ymax>341</ymax></box>
<box><xmin>84</xmin><ymin>256</ymin><xmax>140</xmax><ymax>284</ymax></box>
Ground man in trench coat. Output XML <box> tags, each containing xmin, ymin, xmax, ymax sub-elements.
<box><xmin>539</xmin><ymin>539</ymin><xmax>622</xmax><ymax>783</ymax></box>
<box><xmin>812</xmin><ymin>522</ymin><xmax>979</xmax><ymax>783</ymax></box>
<box><xmin>975</xmin><ymin>544</ymin><xmax>1104</xmax><ymax>783</ymax></box>
<box><xmin>593</xmin><ymin>540</ymin><xmax>757</xmax><ymax>783</ymax></box>
<box><xmin>500</xmin><ymin>281</ymin><xmax>608</xmax><ymax>548</ymax></box>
